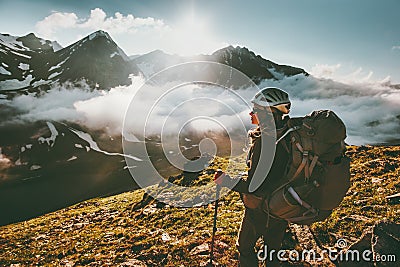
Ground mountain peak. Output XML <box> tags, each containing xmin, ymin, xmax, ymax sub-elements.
<box><xmin>87</xmin><ymin>30</ymin><xmax>112</xmax><ymax>41</ymax></box>
<box><xmin>16</xmin><ymin>33</ymin><xmax>55</xmax><ymax>51</ymax></box>
<box><xmin>148</xmin><ymin>49</ymin><xmax>166</xmax><ymax>55</ymax></box>
<box><xmin>21</xmin><ymin>32</ymin><xmax>38</xmax><ymax>39</ymax></box>
<box><xmin>65</xmin><ymin>30</ymin><xmax>114</xmax><ymax>49</ymax></box>
<box><xmin>51</xmin><ymin>29</ymin><xmax>136</xmax><ymax>88</ymax></box>
<box><xmin>212</xmin><ymin>45</ymin><xmax>254</xmax><ymax>58</ymax></box>
<box><xmin>216</xmin><ymin>45</ymin><xmax>249</xmax><ymax>51</ymax></box>
<box><xmin>210</xmin><ymin>45</ymin><xmax>307</xmax><ymax>82</ymax></box>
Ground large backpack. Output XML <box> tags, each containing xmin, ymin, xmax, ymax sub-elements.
<box><xmin>265</xmin><ymin>110</ymin><xmax>351</xmax><ymax>225</ymax></box>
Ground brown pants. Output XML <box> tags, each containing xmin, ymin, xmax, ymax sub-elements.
<box><xmin>236</xmin><ymin>207</ymin><xmax>288</xmax><ymax>267</ymax></box>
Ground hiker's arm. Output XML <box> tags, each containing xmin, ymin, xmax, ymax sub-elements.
<box><xmin>218</xmin><ymin>137</ymin><xmax>262</xmax><ymax>194</ymax></box>
<box><xmin>235</xmin><ymin>135</ymin><xmax>288</xmax><ymax>196</ymax></box>
<box><xmin>245</xmin><ymin>136</ymin><xmax>261</xmax><ymax>191</ymax></box>
<box><xmin>213</xmin><ymin>171</ymin><xmax>250</xmax><ymax>193</ymax></box>
<box><xmin>221</xmin><ymin>136</ymin><xmax>263</xmax><ymax>194</ymax></box>
<box><xmin>215</xmin><ymin>174</ymin><xmax>249</xmax><ymax>193</ymax></box>
<box><xmin>215</xmin><ymin>136</ymin><xmax>278</xmax><ymax>194</ymax></box>
<box><xmin>231</xmin><ymin>177</ymin><xmax>250</xmax><ymax>193</ymax></box>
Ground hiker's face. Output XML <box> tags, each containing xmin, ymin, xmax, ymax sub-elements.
<box><xmin>249</xmin><ymin>110</ymin><xmax>260</xmax><ymax>125</ymax></box>
<box><xmin>250</xmin><ymin>106</ymin><xmax>270</xmax><ymax>125</ymax></box>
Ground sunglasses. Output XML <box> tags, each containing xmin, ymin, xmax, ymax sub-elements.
<box><xmin>250</xmin><ymin>103</ymin><xmax>291</xmax><ymax>115</ymax></box>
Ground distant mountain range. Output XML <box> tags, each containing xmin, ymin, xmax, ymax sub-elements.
<box><xmin>0</xmin><ymin>30</ymin><xmax>311</xmax><ymax>225</ymax></box>
<box><xmin>0</xmin><ymin>30</ymin><xmax>308</xmax><ymax>93</ymax></box>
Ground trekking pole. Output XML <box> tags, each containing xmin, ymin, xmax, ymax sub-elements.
<box><xmin>210</xmin><ymin>170</ymin><xmax>223</xmax><ymax>265</ymax></box>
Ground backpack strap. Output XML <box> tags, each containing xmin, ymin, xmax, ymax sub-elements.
<box><xmin>309</xmin><ymin>155</ymin><xmax>319</xmax><ymax>176</ymax></box>
<box><xmin>289</xmin><ymin>134</ymin><xmax>310</xmax><ymax>181</ymax></box>
<box><xmin>289</xmin><ymin>126</ymin><xmax>321</xmax><ymax>182</ymax></box>
<box><xmin>285</xmin><ymin>212</ymin><xmax>319</xmax><ymax>224</ymax></box>
<box><xmin>275</xmin><ymin>125</ymin><xmax>301</xmax><ymax>145</ymax></box>
<box><xmin>287</xmin><ymin>187</ymin><xmax>316</xmax><ymax>213</ymax></box>
<box><xmin>292</xmin><ymin>150</ymin><xmax>308</xmax><ymax>180</ymax></box>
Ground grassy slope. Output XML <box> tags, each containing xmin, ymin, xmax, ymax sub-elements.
<box><xmin>0</xmin><ymin>146</ymin><xmax>399</xmax><ymax>266</ymax></box>
<box><xmin>311</xmin><ymin>146</ymin><xmax>400</xmax><ymax>245</ymax></box>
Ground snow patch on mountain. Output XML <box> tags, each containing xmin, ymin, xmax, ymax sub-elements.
<box><xmin>0</xmin><ymin>75</ymin><xmax>33</xmax><ymax>90</ymax></box>
<box><xmin>30</xmin><ymin>165</ymin><xmax>42</xmax><ymax>171</ymax></box>
<box><xmin>48</xmin><ymin>71</ymin><xmax>62</xmax><ymax>79</ymax></box>
<box><xmin>0</xmin><ymin>66</ymin><xmax>11</xmax><ymax>75</ymax></box>
<box><xmin>69</xmin><ymin>127</ymin><xmax>143</xmax><ymax>161</ymax></box>
<box><xmin>49</xmin><ymin>58</ymin><xmax>68</xmax><ymax>71</ymax></box>
<box><xmin>0</xmin><ymin>34</ymin><xmax>30</xmax><ymax>51</ymax></box>
<box><xmin>18</xmin><ymin>63</ymin><xmax>30</xmax><ymax>71</ymax></box>
<box><xmin>51</xmin><ymin>41</ymin><xmax>63</xmax><ymax>52</ymax></box>
<box><xmin>31</xmin><ymin>79</ymin><xmax>50</xmax><ymax>87</ymax></box>
<box><xmin>9</xmin><ymin>50</ymin><xmax>31</xmax><ymax>59</ymax></box>
<box><xmin>67</xmin><ymin>156</ymin><xmax>77</xmax><ymax>161</ymax></box>
<box><xmin>38</xmin><ymin>121</ymin><xmax>59</xmax><ymax>147</ymax></box>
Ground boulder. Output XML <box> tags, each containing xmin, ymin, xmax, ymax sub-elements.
<box><xmin>337</xmin><ymin>221</ymin><xmax>399</xmax><ymax>266</ymax></box>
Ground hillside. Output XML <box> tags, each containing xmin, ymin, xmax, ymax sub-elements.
<box><xmin>0</xmin><ymin>145</ymin><xmax>399</xmax><ymax>266</ymax></box>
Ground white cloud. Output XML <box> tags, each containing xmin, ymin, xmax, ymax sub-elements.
<box><xmin>343</xmin><ymin>67</ymin><xmax>374</xmax><ymax>84</ymax></box>
<box><xmin>75</xmin><ymin>77</ymin><xmax>253</xmax><ymax>138</ymax></box>
<box><xmin>4</xmin><ymin>82</ymin><xmax>100</xmax><ymax>123</ymax></box>
<box><xmin>310</xmin><ymin>63</ymin><xmax>393</xmax><ymax>85</ymax></box>
<box><xmin>79</xmin><ymin>8</ymin><xmax>166</xmax><ymax>34</ymax></box>
<box><xmin>35</xmin><ymin>12</ymin><xmax>78</xmax><ymax>38</ymax></box>
<box><xmin>35</xmin><ymin>8</ymin><xmax>166</xmax><ymax>39</ymax></box>
<box><xmin>258</xmin><ymin>75</ymin><xmax>400</xmax><ymax>145</ymax></box>
<box><xmin>392</xmin><ymin>45</ymin><xmax>400</xmax><ymax>50</ymax></box>
<box><xmin>74</xmin><ymin>76</ymin><xmax>145</xmax><ymax>134</ymax></box>
<box><xmin>3</xmin><ymin>70</ymin><xmax>399</xmax><ymax>145</ymax></box>
<box><xmin>34</xmin><ymin>8</ymin><xmax>225</xmax><ymax>56</ymax></box>
<box><xmin>310</xmin><ymin>63</ymin><xmax>341</xmax><ymax>79</ymax></box>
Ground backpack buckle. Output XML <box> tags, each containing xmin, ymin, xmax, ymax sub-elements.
<box><xmin>303</xmin><ymin>122</ymin><xmax>315</xmax><ymax>136</ymax></box>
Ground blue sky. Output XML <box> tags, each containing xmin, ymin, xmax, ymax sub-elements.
<box><xmin>1</xmin><ymin>0</ymin><xmax>399</xmax><ymax>83</ymax></box>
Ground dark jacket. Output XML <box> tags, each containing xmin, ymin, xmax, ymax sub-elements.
<box><xmin>232</xmin><ymin>115</ymin><xmax>290</xmax><ymax>198</ymax></box>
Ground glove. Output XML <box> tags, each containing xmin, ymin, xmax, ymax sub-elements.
<box><xmin>214</xmin><ymin>170</ymin><xmax>231</xmax><ymax>187</ymax></box>
<box><xmin>214</xmin><ymin>170</ymin><xmax>225</xmax><ymax>185</ymax></box>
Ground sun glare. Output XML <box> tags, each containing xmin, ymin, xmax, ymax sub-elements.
<box><xmin>170</xmin><ymin>13</ymin><xmax>220</xmax><ymax>56</ymax></box>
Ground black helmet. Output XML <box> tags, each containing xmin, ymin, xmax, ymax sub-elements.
<box><xmin>251</xmin><ymin>87</ymin><xmax>290</xmax><ymax>107</ymax></box>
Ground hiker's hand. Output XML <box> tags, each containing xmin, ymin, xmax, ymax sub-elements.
<box><xmin>214</xmin><ymin>170</ymin><xmax>225</xmax><ymax>185</ymax></box>
<box><xmin>214</xmin><ymin>170</ymin><xmax>230</xmax><ymax>186</ymax></box>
